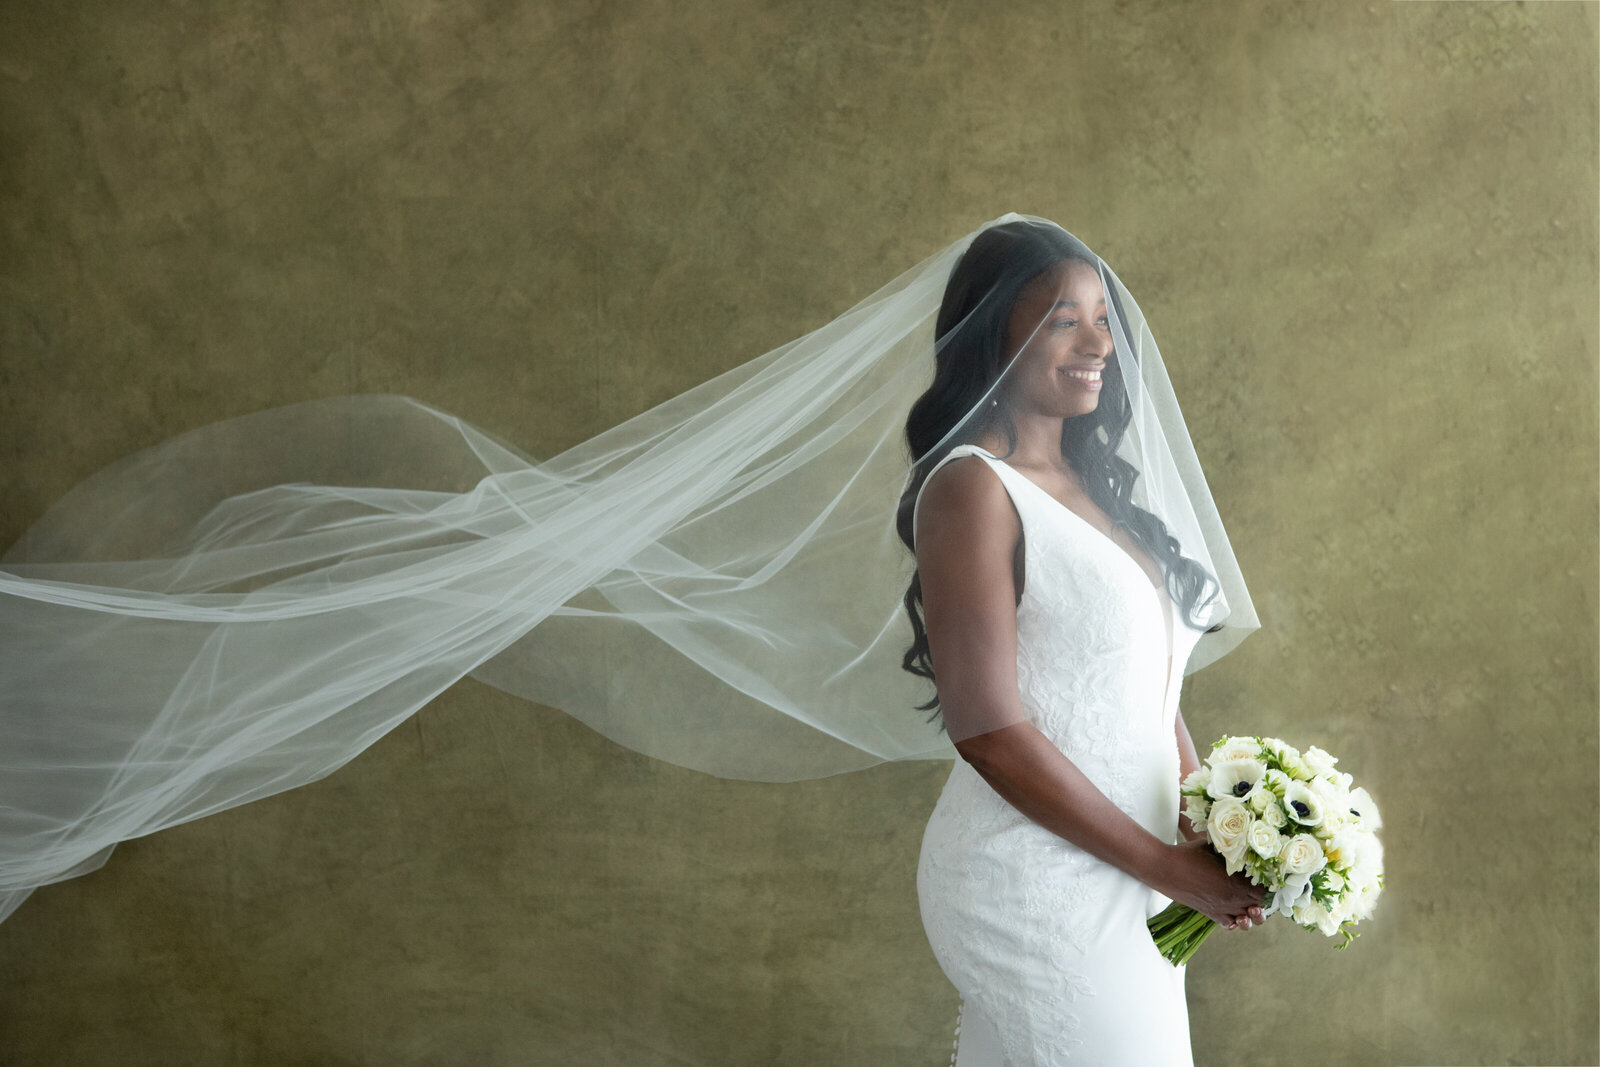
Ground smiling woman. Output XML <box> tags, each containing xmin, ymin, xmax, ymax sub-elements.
<box><xmin>893</xmin><ymin>218</ymin><xmax>1261</xmax><ymax>1064</ymax></box>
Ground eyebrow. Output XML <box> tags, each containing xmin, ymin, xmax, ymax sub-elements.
<box><xmin>1049</xmin><ymin>298</ymin><xmax>1106</xmax><ymax>309</ymax></box>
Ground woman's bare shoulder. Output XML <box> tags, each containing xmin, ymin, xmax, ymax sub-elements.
<box><xmin>915</xmin><ymin>454</ymin><xmax>1020</xmax><ymax>558</ymax></box>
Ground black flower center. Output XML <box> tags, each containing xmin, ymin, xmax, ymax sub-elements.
<box><xmin>1291</xmin><ymin>800</ymin><xmax>1310</xmax><ymax>817</ymax></box>
<box><xmin>1232</xmin><ymin>781</ymin><xmax>1252</xmax><ymax>797</ymax></box>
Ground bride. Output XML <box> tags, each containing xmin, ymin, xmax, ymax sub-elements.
<box><xmin>0</xmin><ymin>213</ymin><xmax>1263</xmax><ymax>1062</ymax></box>
<box><xmin>904</xmin><ymin>220</ymin><xmax>1264</xmax><ymax>1065</ymax></box>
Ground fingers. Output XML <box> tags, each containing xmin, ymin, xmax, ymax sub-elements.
<box><xmin>1232</xmin><ymin>886</ymin><xmax>1267</xmax><ymax>929</ymax></box>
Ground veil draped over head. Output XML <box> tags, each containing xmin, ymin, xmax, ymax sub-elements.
<box><xmin>0</xmin><ymin>212</ymin><xmax>1257</xmax><ymax>923</ymax></box>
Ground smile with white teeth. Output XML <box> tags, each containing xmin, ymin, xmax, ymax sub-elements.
<box><xmin>1064</xmin><ymin>368</ymin><xmax>1101</xmax><ymax>381</ymax></box>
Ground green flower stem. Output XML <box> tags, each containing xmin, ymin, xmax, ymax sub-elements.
<box><xmin>1146</xmin><ymin>902</ymin><xmax>1219</xmax><ymax>966</ymax></box>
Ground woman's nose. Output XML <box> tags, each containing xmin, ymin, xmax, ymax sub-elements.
<box><xmin>1081</xmin><ymin>332</ymin><xmax>1114</xmax><ymax>360</ymax></box>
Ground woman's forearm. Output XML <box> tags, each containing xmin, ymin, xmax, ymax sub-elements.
<box><xmin>954</xmin><ymin>720</ymin><xmax>1172</xmax><ymax>889</ymax></box>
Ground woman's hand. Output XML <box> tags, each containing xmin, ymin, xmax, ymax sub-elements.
<box><xmin>1155</xmin><ymin>838</ymin><xmax>1267</xmax><ymax>930</ymax></box>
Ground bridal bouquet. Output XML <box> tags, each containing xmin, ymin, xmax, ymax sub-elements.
<box><xmin>1147</xmin><ymin>734</ymin><xmax>1384</xmax><ymax>966</ymax></box>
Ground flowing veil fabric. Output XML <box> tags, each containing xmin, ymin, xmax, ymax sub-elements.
<box><xmin>0</xmin><ymin>212</ymin><xmax>1258</xmax><ymax>923</ymax></box>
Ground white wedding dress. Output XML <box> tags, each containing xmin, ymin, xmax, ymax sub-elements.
<box><xmin>915</xmin><ymin>444</ymin><xmax>1207</xmax><ymax>1067</ymax></box>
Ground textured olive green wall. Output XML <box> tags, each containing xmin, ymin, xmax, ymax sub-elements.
<box><xmin>1</xmin><ymin>2</ymin><xmax>1595</xmax><ymax>1065</ymax></box>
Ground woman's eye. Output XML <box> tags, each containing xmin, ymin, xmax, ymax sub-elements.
<box><xmin>1053</xmin><ymin>319</ymin><xmax>1076</xmax><ymax>329</ymax></box>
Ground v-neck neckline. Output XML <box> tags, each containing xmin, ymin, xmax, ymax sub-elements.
<box><xmin>970</xmin><ymin>448</ymin><xmax>1165</xmax><ymax>599</ymax></box>
<box><xmin>969</xmin><ymin>445</ymin><xmax>1180</xmax><ymax>715</ymax></box>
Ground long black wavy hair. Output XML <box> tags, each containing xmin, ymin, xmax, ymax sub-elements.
<box><xmin>895</xmin><ymin>219</ymin><xmax>1223</xmax><ymax>727</ymax></box>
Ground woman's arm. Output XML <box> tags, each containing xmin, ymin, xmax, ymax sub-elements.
<box><xmin>953</xmin><ymin>720</ymin><xmax>1173</xmax><ymax>886</ymax></box>
<box><xmin>1174</xmin><ymin>708</ymin><xmax>1207</xmax><ymax>843</ymax></box>
<box><xmin>918</xmin><ymin>458</ymin><xmax>1170</xmax><ymax>883</ymax></box>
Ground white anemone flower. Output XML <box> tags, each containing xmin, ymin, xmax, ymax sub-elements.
<box><xmin>1282</xmin><ymin>780</ymin><xmax>1325</xmax><ymax>827</ymax></box>
<box><xmin>1265</xmin><ymin>874</ymin><xmax>1313</xmax><ymax>919</ymax></box>
<box><xmin>1205</xmin><ymin>758</ymin><xmax>1269</xmax><ymax>802</ymax></box>
<box><xmin>1345</xmin><ymin>785</ymin><xmax>1383</xmax><ymax>830</ymax></box>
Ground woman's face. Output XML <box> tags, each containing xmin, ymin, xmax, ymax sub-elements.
<box><xmin>998</xmin><ymin>258</ymin><xmax>1114</xmax><ymax>420</ymax></box>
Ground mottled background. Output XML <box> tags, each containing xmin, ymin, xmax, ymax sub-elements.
<box><xmin>1</xmin><ymin>2</ymin><xmax>1595</xmax><ymax>1065</ymax></box>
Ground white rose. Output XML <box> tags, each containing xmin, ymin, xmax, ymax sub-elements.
<box><xmin>1248</xmin><ymin>789</ymin><xmax>1273</xmax><ymax>814</ymax></box>
<box><xmin>1302</xmin><ymin>745</ymin><xmax>1339</xmax><ymax>777</ymax></box>
<box><xmin>1319</xmin><ymin>807</ymin><xmax>1349</xmax><ymax>837</ymax></box>
<box><xmin>1181</xmin><ymin>766</ymin><xmax>1212</xmax><ymax>795</ymax></box>
<box><xmin>1280</xmin><ymin>833</ymin><xmax>1327</xmax><ymax>877</ymax></box>
<box><xmin>1207</xmin><ymin>797</ymin><xmax>1254</xmax><ymax>874</ymax></box>
<box><xmin>1246</xmin><ymin>819</ymin><xmax>1283</xmax><ymax>860</ymax></box>
<box><xmin>1262</xmin><ymin>802</ymin><xmax>1288</xmax><ymax>829</ymax></box>
<box><xmin>1208</xmin><ymin>736</ymin><xmax>1263</xmax><ymax>765</ymax></box>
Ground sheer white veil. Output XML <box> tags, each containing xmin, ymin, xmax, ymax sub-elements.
<box><xmin>0</xmin><ymin>212</ymin><xmax>1258</xmax><ymax>923</ymax></box>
